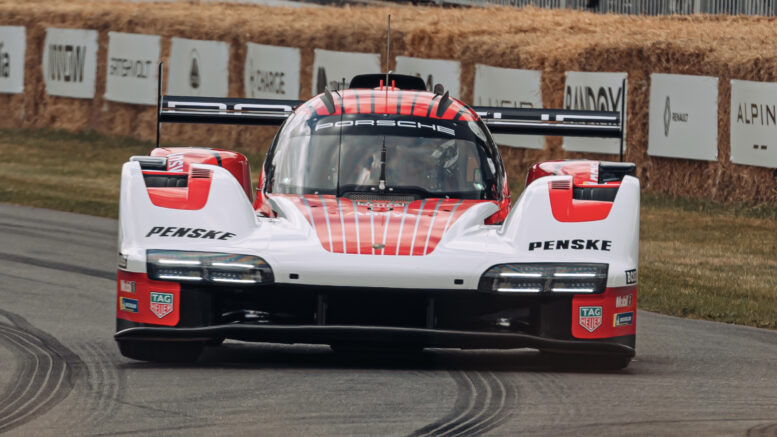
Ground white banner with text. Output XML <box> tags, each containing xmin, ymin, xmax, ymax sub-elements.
<box><xmin>563</xmin><ymin>71</ymin><xmax>627</xmax><ymax>154</ymax></box>
<box><xmin>312</xmin><ymin>49</ymin><xmax>380</xmax><ymax>95</ymax></box>
<box><xmin>648</xmin><ymin>73</ymin><xmax>718</xmax><ymax>161</ymax></box>
<box><xmin>42</xmin><ymin>28</ymin><xmax>98</xmax><ymax>99</ymax></box>
<box><xmin>473</xmin><ymin>64</ymin><xmax>543</xmax><ymax>149</ymax></box>
<box><xmin>730</xmin><ymin>79</ymin><xmax>777</xmax><ymax>168</ymax></box>
<box><xmin>104</xmin><ymin>32</ymin><xmax>160</xmax><ymax>105</ymax></box>
<box><xmin>244</xmin><ymin>43</ymin><xmax>300</xmax><ymax>99</ymax></box>
<box><xmin>395</xmin><ymin>56</ymin><xmax>461</xmax><ymax>99</ymax></box>
<box><xmin>167</xmin><ymin>37</ymin><xmax>229</xmax><ymax>97</ymax></box>
<box><xmin>0</xmin><ymin>26</ymin><xmax>25</xmax><ymax>94</ymax></box>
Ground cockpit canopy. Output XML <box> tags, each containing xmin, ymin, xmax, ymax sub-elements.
<box><xmin>266</xmin><ymin>111</ymin><xmax>502</xmax><ymax>201</ymax></box>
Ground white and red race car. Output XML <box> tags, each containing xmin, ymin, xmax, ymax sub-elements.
<box><xmin>114</xmin><ymin>73</ymin><xmax>639</xmax><ymax>368</ymax></box>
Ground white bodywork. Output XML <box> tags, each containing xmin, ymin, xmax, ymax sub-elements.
<box><xmin>118</xmin><ymin>161</ymin><xmax>640</xmax><ymax>290</ymax></box>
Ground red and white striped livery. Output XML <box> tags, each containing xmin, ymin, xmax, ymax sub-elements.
<box><xmin>114</xmin><ymin>73</ymin><xmax>640</xmax><ymax>369</ymax></box>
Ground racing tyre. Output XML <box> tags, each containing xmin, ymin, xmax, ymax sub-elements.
<box><xmin>117</xmin><ymin>340</ymin><xmax>204</xmax><ymax>363</ymax></box>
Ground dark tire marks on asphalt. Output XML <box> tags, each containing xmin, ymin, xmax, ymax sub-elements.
<box><xmin>0</xmin><ymin>252</ymin><xmax>115</xmax><ymax>281</ymax></box>
<box><xmin>747</xmin><ymin>422</ymin><xmax>777</xmax><ymax>436</ymax></box>
<box><xmin>0</xmin><ymin>309</ymin><xmax>85</xmax><ymax>433</ymax></box>
<box><xmin>408</xmin><ymin>370</ymin><xmax>518</xmax><ymax>437</ymax></box>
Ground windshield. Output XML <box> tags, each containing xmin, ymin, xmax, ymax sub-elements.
<box><xmin>267</xmin><ymin>113</ymin><xmax>499</xmax><ymax>200</ymax></box>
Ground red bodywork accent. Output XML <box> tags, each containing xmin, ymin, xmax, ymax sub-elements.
<box><xmin>548</xmin><ymin>181</ymin><xmax>613</xmax><ymax>222</ymax></box>
<box><xmin>527</xmin><ymin>160</ymin><xmax>604</xmax><ymax>187</ymax></box>
<box><xmin>145</xmin><ymin>172</ymin><xmax>212</xmax><ymax>210</ymax></box>
<box><xmin>571</xmin><ymin>286</ymin><xmax>637</xmax><ymax>339</ymax></box>
<box><xmin>298</xmin><ymin>89</ymin><xmax>477</xmax><ymax>120</ymax></box>
<box><xmin>151</xmin><ymin>147</ymin><xmax>253</xmax><ymax>199</ymax></box>
<box><xmin>116</xmin><ymin>271</ymin><xmax>180</xmax><ymax>327</ymax></box>
<box><xmin>529</xmin><ymin>160</ymin><xmax>617</xmax><ymax>222</ymax></box>
<box><xmin>253</xmin><ymin>89</ymin><xmax>508</xmax><ymax>222</ymax></box>
<box><xmin>279</xmin><ymin>194</ymin><xmax>486</xmax><ymax>255</ymax></box>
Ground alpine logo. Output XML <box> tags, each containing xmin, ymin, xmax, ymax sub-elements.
<box><xmin>149</xmin><ymin>292</ymin><xmax>174</xmax><ymax>319</ymax></box>
<box><xmin>579</xmin><ymin>306</ymin><xmax>602</xmax><ymax>333</ymax></box>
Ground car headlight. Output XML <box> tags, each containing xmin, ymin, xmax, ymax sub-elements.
<box><xmin>478</xmin><ymin>263</ymin><xmax>607</xmax><ymax>294</ymax></box>
<box><xmin>147</xmin><ymin>250</ymin><xmax>274</xmax><ymax>285</ymax></box>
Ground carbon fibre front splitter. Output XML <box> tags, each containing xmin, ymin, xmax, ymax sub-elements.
<box><xmin>114</xmin><ymin>324</ymin><xmax>635</xmax><ymax>357</ymax></box>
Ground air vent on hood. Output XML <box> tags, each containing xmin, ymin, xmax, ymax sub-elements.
<box><xmin>191</xmin><ymin>168</ymin><xmax>212</xmax><ymax>179</ymax></box>
<box><xmin>550</xmin><ymin>180</ymin><xmax>572</xmax><ymax>190</ymax></box>
<box><xmin>344</xmin><ymin>193</ymin><xmax>417</xmax><ymax>203</ymax></box>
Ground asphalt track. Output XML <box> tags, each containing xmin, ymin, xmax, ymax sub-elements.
<box><xmin>1</xmin><ymin>203</ymin><xmax>777</xmax><ymax>436</ymax></box>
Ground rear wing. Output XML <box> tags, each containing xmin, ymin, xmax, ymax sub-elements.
<box><xmin>471</xmin><ymin>106</ymin><xmax>626</xmax><ymax>161</ymax></box>
<box><xmin>471</xmin><ymin>107</ymin><xmax>622</xmax><ymax>138</ymax></box>
<box><xmin>159</xmin><ymin>95</ymin><xmax>303</xmax><ymax>126</ymax></box>
<box><xmin>154</xmin><ymin>64</ymin><xmax>626</xmax><ymax>159</ymax></box>
<box><xmin>470</xmin><ymin>77</ymin><xmax>627</xmax><ymax>160</ymax></box>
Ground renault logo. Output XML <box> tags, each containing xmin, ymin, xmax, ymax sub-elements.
<box><xmin>663</xmin><ymin>96</ymin><xmax>671</xmax><ymax>137</ymax></box>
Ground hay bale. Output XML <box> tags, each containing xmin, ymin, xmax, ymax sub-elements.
<box><xmin>0</xmin><ymin>1</ymin><xmax>775</xmax><ymax>202</ymax></box>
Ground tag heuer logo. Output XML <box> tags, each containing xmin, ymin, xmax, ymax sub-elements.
<box><xmin>579</xmin><ymin>306</ymin><xmax>602</xmax><ymax>333</ymax></box>
<box><xmin>149</xmin><ymin>292</ymin><xmax>174</xmax><ymax>319</ymax></box>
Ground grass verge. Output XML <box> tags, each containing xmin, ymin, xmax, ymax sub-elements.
<box><xmin>1</xmin><ymin>128</ymin><xmax>776</xmax><ymax>328</ymax></box>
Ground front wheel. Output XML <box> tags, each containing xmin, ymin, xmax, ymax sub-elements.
<box><xmin>117</xmin><ymin>340</ymin><xmax>204</xmax><ymax>363</ymax></box>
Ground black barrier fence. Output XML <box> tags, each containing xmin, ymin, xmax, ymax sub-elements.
<box><xmin>433</xmin><ymin>0</ymin><xmax>777</xmax><ymax>15</ymax></box>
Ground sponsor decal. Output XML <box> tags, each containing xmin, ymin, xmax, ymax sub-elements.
<box><xmin>625</xmin><ymin>269</ymin><xmax>637</xmax><ymax>285</ymax></box>
<box><xmin>145</xmin><ymin>226</ymin><xmax>236</xmax><ymax>240</ymax></box>
<box><xmin>614</xmin><ymin>311</ymin><xmax>634</xmax><ymax>327</ymax></box>
<box><xmin>119</xmin><ymin>297</ymin><xmax>138</xmax><ymax>313</ymax></box>
<box><xmin>615</xmin><ymin>294</ymin><xmax>633</xmax><ymax>308</ymax></box>
<box><xmin>565</xmin><ymin>83</ymin><xmax>623</xmax><ymax>113</ymax></box>
<box><xmin>149</xmin><ymin>292</ymin><xmax>173</xmax><ymax>319</ymax></box>
<box><xmin>663</xmin><ymin>96</ymin><xmax>689</xmax><ymax>137</ymax></box>
<box><xmin>528</xmin><ymin>239</ymin><xmax>612</xmax><ymax>251</ymax></box>
<box><xmin>736</xmin><ymin>102</ymin><xmax>777</xmax><ymax>127</ymax></box>
<box><xmin>314</xmin><ymin>119</ymin><xmax>455</xmax><ymax>137</ymax></box>
<box><xmin>579</xmin><ymin>306</ymin><xmax>602</xmax><ymax>333</ymax></box>
<box><xmin>117</xmin><ymin>252</ymin><xmax>128</xmax><ymax>269</ymax></box>
<box><xmin>189</xmin><ymin>48</ymin><xmax>200</xmax><ymax>90</ymax></box>
<box><xmin>249</xmin><ymin>62</ymin><xmax>286</xmax><ymax>96</ymax></box>
<box><xmin>108</xmin><ymin>57</ymin><xmax>152</xmax><ymax>79</ymax></box>
<box><xmin>167</xmin><ymin>153</ymin><xmax>185</xmax><ymax>172</ymax></box>
<box><xmin>48</xmin><ymin>44</ymin><xmax>87</xmax><ymax>83</ymax></box>
<box><xmin>0</xmin><ymin>42</ymin><xmax>9</xmax><ymax>78</ymax></box>
<box><xmin>120</xmin><ymin>280</ymin><xmax>136</xmax><ymax>293</ymax></box>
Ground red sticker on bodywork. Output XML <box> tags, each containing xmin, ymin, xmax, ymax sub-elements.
<box><xmin>571</xmin><ymin>286</ymin><xmax>637</xmax><ymax>339</ymax></box>
<box><xmin>116</xmin><ymin>271</ymin><xmax>180</xmax><ymax>327</ymax></box>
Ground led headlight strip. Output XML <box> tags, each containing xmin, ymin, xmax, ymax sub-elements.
<box><xmin>147</xmin><ymin>250</ymin><xmax>274</xmax><ymax>285</ymax></box>
<box><xmin>478</xmin><ymin>263</ymin><xmax>608</xmax><ymax>294</ymax></box>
